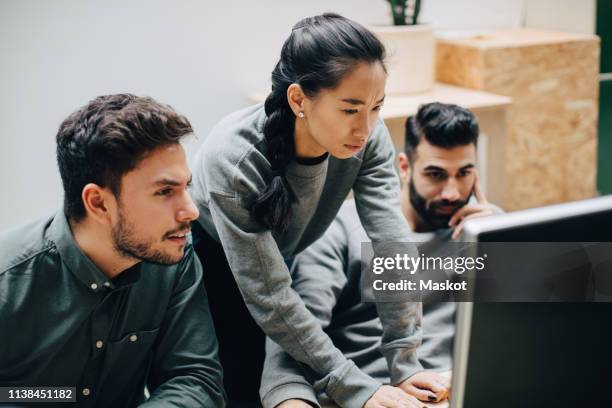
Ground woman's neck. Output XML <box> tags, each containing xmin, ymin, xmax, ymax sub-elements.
<box><xmin>293</xmin><ymin>117</ymin><xmax>326</xmax><ymax>159</ymax></box>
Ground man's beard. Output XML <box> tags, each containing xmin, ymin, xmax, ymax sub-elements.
<box><xmin>409</xmin><ymin>177</ymin><xmax>472</xmax><ymax>230</ymax></box>
<box><xmin>112</xmin><ymin>208</ymin><xmax>188</xmax><ymax>265</ymax></box>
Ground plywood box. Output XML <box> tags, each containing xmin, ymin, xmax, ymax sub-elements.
<box><xmin>436</xmin><ymin>28</ymin><xmax>600</xmax><ymax>210</ymax></box>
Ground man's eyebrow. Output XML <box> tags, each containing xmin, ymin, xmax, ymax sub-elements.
<box><xmin>152</xmin><ymin>175</ymin><xmax>192</xmax><ymax>187</ymax></box>
<box><xmin>460</xmin><ymin>164</ymin><xmax>476</xmax><ymax>170</ymax></box>
<box><xmin>423</xmin><ymin>165</ymin><xmax>448</xmax><ymax>172</ymax></box>
<box><xmin>340</xmin><ymin>95</ymin><xmax>386</xmax><ymax>105</ymax></box>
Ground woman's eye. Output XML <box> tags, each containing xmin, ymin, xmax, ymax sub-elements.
<box><xmin>343</xmin><ymin>109</ymin><xmax>358</xmax><ymax>115</ymax></box>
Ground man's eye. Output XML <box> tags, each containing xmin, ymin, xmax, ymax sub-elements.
<box><xmin>458</xmin><ymin>170</ymin><xmax>471</xmax><ymax>177</ymax></box>
<box><xmin>427</xmin><ymin>172</ymin><xmax>445</xmax><ymax>180</ymax></box>
<box><xmin>156</xmin><ymin>188</ymin><xmax>172</xmax><ymax>196</ymax></box>
<box><xmin>343</xmin><ymin>109</ymin><xmax>358</xmax><ymax>115</ymax></box>
<box><xmin>372</xmin><ymin>105</ymin><xmax>383</xmax><ymax>111</ymax></box>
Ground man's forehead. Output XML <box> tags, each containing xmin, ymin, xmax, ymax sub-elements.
<box><xmin>414</xmin><ymin>142</ymin><xmax>476</xmax><ymax>170</ymax></box>
<box><xmin>416</xmin><ymin>140</ymin><xmax>475</xmax><ymax>158</ymax></box>
<box><xmin>149</xmin><ymin>172</ymin><xmax>192</xmax><ymax>186</ymax></box>
<box><xmin>123</xmin><ymin>167</ymin><xmax>192</xmax><ymax>189</ymax></box>
<box><xmin>123</xmin><ymin>145</ymin><xmax>191</xmax><ymax>185</ymax></box>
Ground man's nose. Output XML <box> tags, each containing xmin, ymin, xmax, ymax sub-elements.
<box><xmin>177</xmin><ymin>191</ymin><xmax>200</xmax><ymax>223</ymax></box>
<box><xmin>440</xmin><ymin>179</ymin><xmax>460</xmax><ymax>202</ymax></box>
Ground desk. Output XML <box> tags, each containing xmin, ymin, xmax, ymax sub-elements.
<box><xmin>249</xmin><ymin>84</ymin><xmax>511</xmax><ymax>208</ymax></box>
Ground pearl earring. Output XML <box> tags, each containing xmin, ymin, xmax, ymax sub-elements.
<box><xmin>298</xmin><ymin>112</ymin><xmax>304</xmax><ymax>118</ymax></box>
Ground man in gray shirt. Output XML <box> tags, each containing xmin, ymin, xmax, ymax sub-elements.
<box><xmin>261</xmin><ymin>103</ymin><xmax>501</xmax><ymax>407</ymax></box>
<box><xmin>0</xmin><ymin>94</ymin><xmax>225</xmax><ymax>407</ymax></box>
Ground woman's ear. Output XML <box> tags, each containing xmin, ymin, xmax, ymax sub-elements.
<box><xmin>287</xmin><ymin>83</ymin><xmax>306</xmax><ymax>117</ymax></box>
<box><xmin>398</xmin><ymin>152</ymin><xmax>412</xmax><ymax>183</ymax></box>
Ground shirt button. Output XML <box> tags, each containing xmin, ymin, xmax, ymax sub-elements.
<box><xmin>103</xmin><ymin>282</ymin><xmax>111</xmax><ymax>288</ymax></box>
<box><xmin>90</xmin><ymin>283</ymin><xmax>98</xmax><ymax>290</ymax></box>
<box><xmin>129</xmin><ymin>334</ymin><xmax>138</xmax><ymax>342</ymax></box>
<box><xmin>82</xmin><ymin>388</ymin><xmax>90</xmax><ymax>396</ymax></box>
<box><xmin>95</xmin><ymin>340</ymin><xmax>103</xmax><ymax>349</ymax></box>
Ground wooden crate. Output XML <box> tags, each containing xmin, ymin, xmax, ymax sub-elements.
<box><xmin>436</xmin><ymin>28</ymin><xmax>600</xmax><ymax>210</ymax></box>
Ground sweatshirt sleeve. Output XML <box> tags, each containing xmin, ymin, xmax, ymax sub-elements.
<box><xmin>260</xmin><ymin>337</ymin><xmax>320</xmax><ymax>408</ymax></box>
<box><xmin>260</xmin><ymin>217</ymin><xmax>358</xmax><ymax>408</ymax></box>
<box><xmin>352</xmin><ymin>119</ymin><xmax>424</xmax><ymax>385</ymax></box>
<box><xmin>206</xmin><ymin>189</ymin><xmax>381</xmax><ymax>408</ymax></box>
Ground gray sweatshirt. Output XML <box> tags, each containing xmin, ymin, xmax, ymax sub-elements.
<box><xmin>260</xmin><ymin>200</ymin><xmax>456</xmax><ymax>407</ymax></box>
<box><xmin>190</xmin><ymin>104</ymin><xmax>422</xmax><ymax>408</ymax></box>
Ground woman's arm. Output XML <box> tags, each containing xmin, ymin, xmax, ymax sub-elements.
<box><xmin>207</xmin><ymin>190</ymin><xmax>380</xmax><ymax>408</ymax></box>
<box><xmin>352</xmin><ymin>119</ymin><xmax>425</xmax><ymax>386</ymax></box>
<box><xmin>260</xmin><ymin>215</ymin><xmax>350</xmax><ymax>408</ymax></box>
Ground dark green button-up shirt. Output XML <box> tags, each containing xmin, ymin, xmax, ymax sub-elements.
<box><xmin>0</xmin><ymin>211</ymin><xmax>225</xmax><ymax>407</ymax></box>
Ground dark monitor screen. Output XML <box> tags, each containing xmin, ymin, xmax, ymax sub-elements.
<box><xmin>452</xmin><ymin>196</ymin><xmax>612</xmax><ymax>408</ymax></box>
<box><xmin>464</xmin><ymin>195</ymin><xmax>612</xmax><ymax>242</ymax></box>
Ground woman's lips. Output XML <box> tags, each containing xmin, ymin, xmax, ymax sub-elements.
<box><xmin>344</xmin><ymin>143</ymin><xmax>363</xmax><ymax>152</ymax></box>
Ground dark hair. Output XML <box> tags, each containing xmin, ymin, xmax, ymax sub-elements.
<box><xmin>404</xmin><ymin>102</ymin><xmax>479</xmax><ymax>163</ymax></box>
<box><xmin>251</xmin><ymin>13</ymin><xmax>386</xmax><ymax>233</ymax></box>
<box><xmin>56</xmin><ymin>93</ymin><xmax>193</xmax><ymax>222</ymax></box>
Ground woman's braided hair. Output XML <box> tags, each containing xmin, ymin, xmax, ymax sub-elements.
<box><xmin>251</xmin><ymin>13</ymin><xmax>386</xmax><ymax>232</ymax></box>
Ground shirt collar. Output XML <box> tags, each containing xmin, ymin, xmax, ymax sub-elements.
<box><xmin>48</xmin><ymin>210</ymin><xmax>141</xmax><ymax>292</ymax></box>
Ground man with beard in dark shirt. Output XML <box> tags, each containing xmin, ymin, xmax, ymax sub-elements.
<box><xmin>0</xmin><ymin>94</ymin><xmax>225</xmax><ymax>407</ymax></box>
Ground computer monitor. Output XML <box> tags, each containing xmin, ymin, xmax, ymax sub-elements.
<box><xmin>451</xmin><ymin>195</ymin><xmax>612</xmax><ymax>408</ymax></box>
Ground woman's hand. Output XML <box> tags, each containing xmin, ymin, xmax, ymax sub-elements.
<box><xmin>275</xmin><ymin>399</ymin><xmax>315</xmax><ymax>408</ymax></box>
<box><xmin>364</xmin><ymin>385</ymin><xmax>427</xmax><ymax>408</ymax></box>
<box><xmin>397</xmin><ymin>371</ymin><xmax>451</xmax><ymax>403</ymax></box>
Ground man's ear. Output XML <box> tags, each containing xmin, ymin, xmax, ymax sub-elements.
<box><xmin>81</xmin><ymin>183</ymin><xmax>114</xmax><ymax>225</ymax></box>
<box><xmin>398</xmin><ymin>152</ymin><xmax>412</xmax><ymax>183</ymax></box>
<box><xmin>287</xmin><ymin>83</ymin><xmax>307</xmax><ymax>117</ymax></box>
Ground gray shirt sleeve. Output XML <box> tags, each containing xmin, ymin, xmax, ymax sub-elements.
<box><xmin>261</xmin><ymin>338</ymin><xmax>320</xmax><ymax>408</ymax></box>
<box><xmin>207</xmin><ymin>190</ymin><xmax>381</xmax><ymax>408</ymax></box>
<box><xmin>260</xmin><ymin>218</ymin><xmax>351</xmax><ymax>408</ymax></box>
<box><xmin>352</xmin><ymin>121</ymin><xmax>424</xmax><ymax>385</ymax></box>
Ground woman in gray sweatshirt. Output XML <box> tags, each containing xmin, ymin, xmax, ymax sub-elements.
<box><xmin>191</xmin><ymin>13</ymin><xmax>432</xmax><ymax>408</ymax></box>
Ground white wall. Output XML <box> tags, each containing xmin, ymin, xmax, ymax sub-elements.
<box><xmin>0</xmin><ymin>0</ymin><xmax>547</xmax><ymax>230</ymax></box>
<box><xmin>524</xmin><ymin>0</ymin><xmax>596</xmax><ymax>34</ymax></box>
